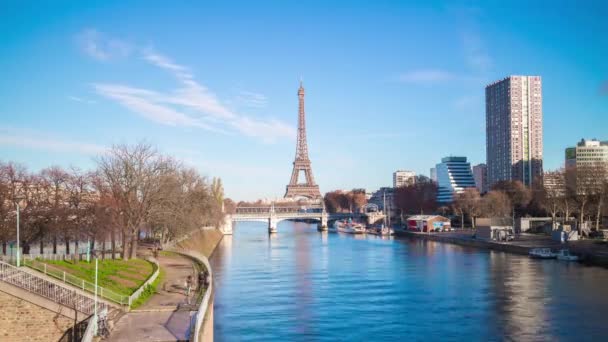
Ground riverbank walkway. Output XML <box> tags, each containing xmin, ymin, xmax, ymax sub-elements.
<box><xmin>108</xmin><ymin>252</ymin><xmax>200</xmax><ymax>342</ymax></box>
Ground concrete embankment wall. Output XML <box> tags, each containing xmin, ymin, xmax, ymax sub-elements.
<box><xmin>175</xmin><ymin>228</ymin><xmax>224</xmax><ymax>259</ymax></box>
<box><xmin>398</xmin><ymin>231</ymin><xmax>608</xmax><ymax>268</ymax></box>
<box><xmin>173</xmin><ymin>228</ymin><xmax>224</xmax><ymax>342</ymax></box>
<box><xmin>0</xmin><ymin>284</ymin><xmax>74</xmax><ymax>341</ymax></box>
<box><xmin>397</xmin><ymin>231</ymin><xmax>531</xmax><ymax>255</ymax></box>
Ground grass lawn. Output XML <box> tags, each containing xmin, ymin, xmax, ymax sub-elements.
<box><xmin>42</xmin><ymin>258</ymin><xmax>156</xmax><ymax>296</ymax></box>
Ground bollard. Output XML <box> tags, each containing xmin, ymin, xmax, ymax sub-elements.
<box><xmin>44</xmin><ymin>264</ymin><xmax>47</xmax><ymax>275</ymax></box>
<box><xmin>63</xmin><ymin>271</ymin><xmax>66</xmax><ymax>282</ymax></box>
<box><xmin>82</xmin><ymin>279</ymin><xmax>85</xmax><ymax>290</ymax></box>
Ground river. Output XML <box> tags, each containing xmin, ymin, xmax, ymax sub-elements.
<box><xmin>210</xmin><ymin>221</ymin><xmax>608</xmax><ymax>341</ymax></box>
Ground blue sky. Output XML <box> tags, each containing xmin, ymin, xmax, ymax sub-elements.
<box><xmin>1</xmin><ymin>0</ymin><xmax>607</xmax><ymax>200</ymax></box>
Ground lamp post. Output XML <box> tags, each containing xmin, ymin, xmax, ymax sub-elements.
<box><xmin>16</xmin><ymin>202</ymin><xmax>20</xmax><ymax>267</ymax></box>
<box><xmin>94</xmin><ymin>257</ymin><xmax>98</xmax><ymax>335</ymax></box>
<box><xmin>15</xmin><ymin>197</ymin><xmax>25</xmax><ymax>267</ymax></box>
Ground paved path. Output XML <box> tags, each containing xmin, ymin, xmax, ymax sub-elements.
<box><xmin>108</xmin><ymin>253</ymin><xmax>200</xmax><ymax>342</ymax></box>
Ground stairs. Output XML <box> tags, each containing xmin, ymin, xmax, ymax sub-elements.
<box><xmin>0</xmin><ymin>260</ymin><xmax>111</xmax><ymax>316</ymax></box>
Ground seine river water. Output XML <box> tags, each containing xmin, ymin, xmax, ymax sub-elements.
<box><xmin>210</xmin><ymin>221</ymin><xmax>608</xmax><ymax>341</ymax></box>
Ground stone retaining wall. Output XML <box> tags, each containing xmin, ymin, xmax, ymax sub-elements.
<box><xmin>0</xmin><ymin>289</ymin><xmax>73</xmax><ymax>342</ymax></box>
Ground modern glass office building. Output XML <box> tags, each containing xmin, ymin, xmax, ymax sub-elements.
<box><xmin>436</xmin><ymin>156</ymin><xmax>476</xmax><ymax>203</ymax></box>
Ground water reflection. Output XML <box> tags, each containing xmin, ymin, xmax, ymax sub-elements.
<box><xmin>211</xmin><ymin>222</ymin><xmax>608</xmax><ymax>341</ymax></box>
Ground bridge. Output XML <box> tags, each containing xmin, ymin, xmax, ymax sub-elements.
<box><xmin>219</xmin><ymin>204</ymin><xmax>386</xmax><ymax>234</ymax></box>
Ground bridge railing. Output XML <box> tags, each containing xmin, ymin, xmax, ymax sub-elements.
<box><xmin>235</xmin><ymin>205</ymin><xmax>324</xmax><ymax>215</ymax></box>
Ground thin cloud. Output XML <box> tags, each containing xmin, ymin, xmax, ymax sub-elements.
<box><xmin>68</xmin><ymin>95</ymin><xmax>96</xmax><ymax>104</ymax></box>
<box><xmin>93</xmin><ymin>46</ymin><xmax>295</xmax><ymax>143</ymax></box>
<box><xmin>453</xmin><ymin>95</ymin><xmax>481</xmax><ymax>110</ymax></box>
<box><xmin>397</xmin><ymin>69</ymin><xmax>455</xmax><ymax>83</ymax></box>
<box><xmin>236</xmin><ymin>91</ymin><xmax>268</xmax><ymax>108</ymax></box>
<box><xmin>0</xmin><ymin>127</ymin><xmax>106</xmax><ymax>155</ymax></box>
<box><xmin>461</xmin><ymin>31</ymin><xmax>492</xmax><ymax>72</ymax></box>
<box><xmin>77</xmin><ymin>29</ymin><xmax>132</xmax><ymax>61</ymax></box>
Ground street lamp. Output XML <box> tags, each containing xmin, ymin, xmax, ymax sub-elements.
<box><xmin>14</xmin><ymin>196</ymin><xmax>25</xmax><ymax>267</ymax></box>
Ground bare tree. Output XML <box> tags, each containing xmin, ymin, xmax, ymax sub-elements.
<box><xmin>97</xmin><ymin>143</ymin><xmax>171</xmax><ymax>259</ymax></box>
<box><xmin>491</xmin><ymin>180</ymin><xmax>531</xmax><ymax>223</ymax></box>
<box><xmin>452</xmin><ymin>188</ymin><xmax>481</xmax><ymax>228</ymax></box>
<box><xmin>41</xmin><ymin>166</ymin><xmax>70</xmax><ymax>254</ymax></box>
<box><xmin>539</xmin><ymin>169</ymin><xmax>566</xmax><ymax>228</ymax></box>
<box><xmin>480</xmin><ymin>191</ymin><xmax>512</xmax><ymax>218</ymax></box>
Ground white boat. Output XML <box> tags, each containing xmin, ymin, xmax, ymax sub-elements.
<box><xmin>556</xmin><ymin>249</ymin><xmax>580</xmax><ymax>261</ymax></box>
<box><xmin>529</xmin><ymin>248</ymin><xmax>556</xmax><ymax>259</ymax></box>
<box><xmin>367</xmin><ymin>225</ymin><xmax>394</xmax><ymax>236</ymax></box>
<box><xmin>334</xmin><ymin>220</ymin><xmax>366</xmax><ymax>234</ymax></box>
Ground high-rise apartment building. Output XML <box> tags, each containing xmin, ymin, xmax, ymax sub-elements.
<box><xmin>472</xmin><ymin>163</ymin><xmax>487</xmax><ymax>194</ymax></box>
<box><xmin>436</xmin><ymin>156</ymin><xmax>476</xmax><ymax>203</ymax></box>
<box><xmin>565</xmin><ymin>138</ymin><xmax>608</xmax><ymax>168</ymax></box>
<box><xmin>486</xmin><ymin>76</ymin><xmax>543</xmax><ymax>188</ymax></box>
<box><xmin>393</xmin><ymin>170</ymin><xmax>416</xmax><ymax>188</ymax></box>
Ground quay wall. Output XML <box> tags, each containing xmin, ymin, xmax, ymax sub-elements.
<box><xmin>397</xmin><ymin>231</ymin><xmax>608</xmax><ymax>268</ymax></box>
<box><xmin>171</xmin><ymin>228</ymin><xmax>224</xmax><ymax>342</ymax></box>
<box><xmin>396</xmin><ymin>231</ymin><xmax>531</xmax><ymax>255</ymax></box>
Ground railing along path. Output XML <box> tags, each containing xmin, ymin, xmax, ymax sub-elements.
<box><xmin>0</xmin><ymin>260</ymin><xmax>107</xmax><ymax>315</ymax></box>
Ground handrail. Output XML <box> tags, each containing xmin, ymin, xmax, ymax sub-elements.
<box><xmin>128</xmin><ymin>257</ymin><xmax>160</xmax><ymax>307</ymax></box>
<box><xmin>0</xmin><ymin>260</ymin><xmax>107</xmax><ymax>315</ymax></box>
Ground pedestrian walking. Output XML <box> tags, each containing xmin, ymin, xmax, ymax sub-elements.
<box><xmin>198</xmin><ymin>271</ymin><xmax>205</xmax><ymax>290</ymax></box>
<box><xmin>185</xmin><ymin>275</ymin><xmax>193</xmax><ymax>302</ymax></box>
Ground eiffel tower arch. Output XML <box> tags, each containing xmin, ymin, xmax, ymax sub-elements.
<box><xmin>284</xmin><ymin>82</ymin><xmax>322</xmax><ymax>199</ymax></box>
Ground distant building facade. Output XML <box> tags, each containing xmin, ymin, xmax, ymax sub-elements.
<box><xmin>486</xmin><ymin>75</ymin><xmax>543</xmax><ymax>188</ymax></box>
<box><xmin>368</xmin><ymin>187</ymin><xmax>395</xmax><ymax>216</ymax></box>
<box><xmin>543</xmin><ymin>170</ymin><xmax>566</xmax><ymax>196</ymax></box>
<box><xmin>472</xmin><ymin>163</ymin><xmax>487</xmax><ymax>193</ymax></box>
<box><xmin>436</xmin><ymin>156</ymin><xmax>476</xmax><ymax>203</ymax></box>
<box><xmin>565</xmin><ymin>138</ymin><xmax>608</xmax><ymax>169</ymax></box>
<box><xmin>430</xmin><ymin>167</ymin><xmax>437</xmax><ymax>183</ymax></box>
<box><xmin>393</xmin><ymin>170</ymin><xmax>416</xmax><ymax>188</ymax></box>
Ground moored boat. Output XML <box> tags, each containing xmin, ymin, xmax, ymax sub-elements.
<box><xmin>366</xmin><ymin>225</ymin><xmax>394</xmax><ymax>236</ymax></box>
<box><xmin>529</xmin><ymin>248</ymin><xmax>556</xmax><ymax>259</ymax></box>
<box><xmin>334</xmin><ymin>219</ymin><xmax>366</xmax><ymax>234</ymax></box>
<box><xmin>556</xmin><ymin>249</ymin><xmax>580</xmax><ymax>261</ymax></box>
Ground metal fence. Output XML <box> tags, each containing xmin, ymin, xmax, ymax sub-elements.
<box><xmin>0</xmin><ymin>260</ymin><xmax>107</xmax><ymax>315</ymax></box>
<box><xmin>127</xmin><ymin>257</ymin><xmax>160</xmax><ymax>307</ymax></box>
<box><xmin>21</xmin><ymin>258</ymin><xmax>129</xmax><ymax>306</ymax></box>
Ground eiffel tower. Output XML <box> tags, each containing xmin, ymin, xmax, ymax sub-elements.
<box><xmin>284</xmin><ymin>82</ymin><xmax>322</xmax><ymax>199</ymax></box>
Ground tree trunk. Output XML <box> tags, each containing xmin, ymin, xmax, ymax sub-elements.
<box><xmin>53</xmin><ymin>236</ymin><xmax>57</xmax><ymax>254</ymax></box>
<box><xmin>75</xmin><ymin>239</ymin><xmax>79</xmax><ymax>261</ymax></box>
<box><xmin>130</xmin><ymin>229</ymin><xmax>138</xmax><ymax>259</ymax></box>
<box><xmin>461</xmin><ymin>212</ymin><xmax>464</xmax><ymax>229</ymax></box>
<box><xmin>65</xmin><ymin>237</ymin><xmax>70</xmax><ymax>255</ymax></box>
<box><xmin>111</xmin><ymin>226</ymin><xmax>116</xmax><ymax>260</ymax></box>
<box><xmin>39</xmin><ymin>236</ymin><xmax>44</xmax><ymax>255</ymax></box>
<box><xmin>101</xmin><ymin>239</ymin><xmax>106</xmax><ymax>260</ymax></box>
<box><xmin>472</xmin><ymin>216</ymin><xmax>476</xmax><ymax>229</ymax></box>
<box><xmin>121</xmin><ymin>229</ymin><xmax>128</xmax><ymax>260</ymax></box>
<box><xmin>2</xmin><ymin>242</ymin><xmax>6</xmax><ymax>255</ymax></box>
<box><xmin>596</xmin><ymin>198</ymin><xmax>603</xmax><ymax>231</ymax></box>
<box><xmin>580</xmin><ymin>202</ymin><xmax>586</xmax><ymax>236</ymax></box>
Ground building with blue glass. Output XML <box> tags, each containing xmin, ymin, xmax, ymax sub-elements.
<box><xmin>436</xmin><ymin>156</ymin><xmax>476</xmax><ymax>203</ymax></box>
